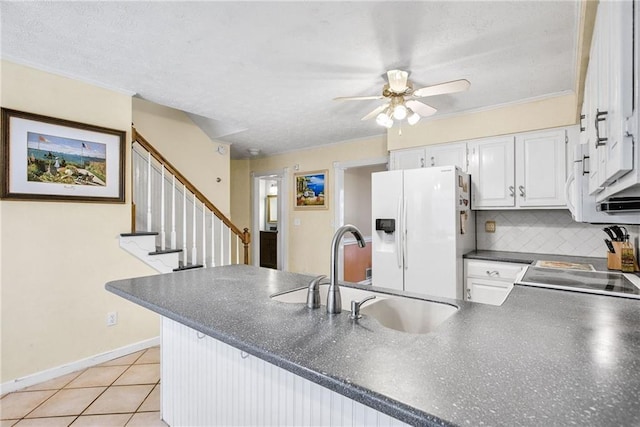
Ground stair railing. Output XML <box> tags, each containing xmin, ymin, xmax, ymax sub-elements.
<box><xmin>131</xmin><ymin>128</ymin><xmax>250</xmax><ymax>266</ymax></box>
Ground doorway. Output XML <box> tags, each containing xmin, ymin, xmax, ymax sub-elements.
<box><xmin>252</xmin><ymin>169</ymin><xmax>289</xmax><ymax>271</ymax></box>
<box><xmin>333</xmin><ymin>157</ymin><xmax>388</xmax><ymax>283</ymax></box>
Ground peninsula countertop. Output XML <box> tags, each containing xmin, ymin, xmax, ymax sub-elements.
<box><xmin>106</xmin><ymin>265</ymin><xmax>640</xmax><ymax>426</ymax></box>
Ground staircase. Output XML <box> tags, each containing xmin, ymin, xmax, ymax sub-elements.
<box><xmin>120</xmin><ymin>128</ymin><xmax>250</xmax><ymax>273</ymax></box>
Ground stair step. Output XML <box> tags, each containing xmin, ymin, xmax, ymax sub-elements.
<box><xmin>173</xmin><ymin>263</ymin><xmax>204</xmax><ymax>272</ymax></box>
<box><xmin>149</xmin><ymin>248</ymin><xmax>183</xmax><ymax>255</ymax></box>
<box><xmin>120</xmin><ymin>231</ymin><xmax>159</xmax><ymax>237</ymax></box>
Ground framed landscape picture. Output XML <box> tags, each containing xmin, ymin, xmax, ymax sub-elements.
<box><xmin>295</xmin><ymin>170</ymin><xmax>328</xmax><ymax>210</ymax></box>
<box><xmin>1</xmin><ymin>108</ymin><xmax>125</xmax><ymax>203</ymax></box>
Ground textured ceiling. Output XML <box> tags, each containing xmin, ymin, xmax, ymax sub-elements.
<box><xmin>0</xmin><ymin>1</ymin><xmax>579</xmax><ymax>159</ymax></box>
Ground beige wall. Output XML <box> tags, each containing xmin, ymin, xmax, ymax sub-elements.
<box><xmin>388</xmin><ymin>93</ymin><xmax>578</xmax><ymax>150</ymax></box>
<box><xmin>230</xmin><ymin>159</ymin><xmax>251</xmax><ymax>233</ymax></box>
<box><xmin>132</xmin><ymin>98</ymin><xmax>231</xmax><ymax>215</ymax></box>
<box><xmin>245</xmin><ymin>136</ymin><xmax>387</xmax><ymax>276</ymax></box>
<box><xmin>0</xmin><ymin>61</ymin><xmax>159</xmax><ymax>383</ymax></box>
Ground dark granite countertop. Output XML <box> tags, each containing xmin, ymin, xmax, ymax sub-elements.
<box><xmin>106</xmin><ymin>265</ymin><xmax>640</xmax><ymax>426</ymax></box>
<box><xmin>464</xmin><ymin>250</ymin><xmax>611</xmax><ymax>271</ymax></box>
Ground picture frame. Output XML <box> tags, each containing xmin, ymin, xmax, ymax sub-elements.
<box><xmin>1</xmin><ymin>108</ymin><xmax>125</xmax><ymax>203</ymax></box>
<box><xmin>294</xmin><ymin>170</ymin><xmax>328</xmax><ymax>210</ymax></box>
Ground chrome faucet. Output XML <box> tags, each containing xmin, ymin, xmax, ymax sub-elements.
<box><xmin>327</xmin><ymin>225</ymin><xmax>366</xmax><ymax>314</ymax></box>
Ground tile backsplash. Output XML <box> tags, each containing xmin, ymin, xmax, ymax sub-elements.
<box><xmin>476</xmin><ymin>210</ymin><xmax>640</xmax><ymax>258</ymax></box>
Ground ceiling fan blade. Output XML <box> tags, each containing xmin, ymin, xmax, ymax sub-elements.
<box><xmin>406</xmin><ymin>100</ymin><xmax>437</xmax><ymax>117</ymax></box>
<box><xmin>387</xmin><ymin>69</ymin><xmax>409</xmax><ymax>93</ymax></box>
<box><xmin>412</xmin><ymin>79</ymin><xmax>470</xmax><ymax>98</ymax></box>
<box><xmin>361</xmin><ymin>103</ymin><xmax>390</xmax><ymax>121</ymax></box>
<box><xmin>334</xmin><ymin>95</ymin><xmax>384</xmax><ymax>101</ymax></box>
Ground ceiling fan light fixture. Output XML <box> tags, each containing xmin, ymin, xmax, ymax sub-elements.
<box><xmin>393</xmin><ymin>104</ymin><xmax>408</xmax><ymax>120</ymax></box>
<box><xmin>376</xmin><ymin>111</ymin><xmax>393</xmax><ymax>128</ymax></box>
<box><xmin>387</xmin><ymin>69</ymin><xmax>409</xmax><ymax>93</ymax></box>
<box><xmin>407</xmin><ymin>110</ymin><xmax>421</xmax><ymax>125</ymax></box>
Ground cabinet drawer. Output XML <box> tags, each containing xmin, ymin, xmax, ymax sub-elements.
<box><xmin>465</xmin><ymin>260</ymin><xmax>526</xmax><ymax>281</ymax></box>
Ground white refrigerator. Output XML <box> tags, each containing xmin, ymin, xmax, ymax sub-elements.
<box><xmin>371</xmin><ymin>166</ymin><xmax>475</xmax><ymax>300</ymax></box>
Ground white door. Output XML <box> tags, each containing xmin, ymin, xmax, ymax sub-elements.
<box><xmin>425</xmin><ymin>142</ymin><xmax>468</xmax><ymax>172</ymax></box>
<box><xmin>390</xmin><ymin>147</ymin><xmax>427</xmax><ymax>170</ymax></box>
<box><xmin>469</xmin><ymin>136</ymin><xmax>515</xmax><ymax>208</ymax></box>
<box><xmin>371</xmin><ymin>170</ymin><xmax>404</xmax><ymax>291</ymax></box>
<box><xmin>403</xmin><ymin>167</ymin><xmax>458</xmax><ymax>299</ymax></box>
<box><xmin>515</xmin><ymin>129</ymin><xmax>566</xmax><ymax>207</ymax></box>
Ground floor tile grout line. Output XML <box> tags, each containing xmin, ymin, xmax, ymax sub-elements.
<box><xmin>132</xmin><ymin>383</ymin><xmax>158</xmax><ymax>414</ymax></box>
<box><xmin>17</xmin><ymin>367</ymin><xmax>88</xmax><ymax>421</ymax></box>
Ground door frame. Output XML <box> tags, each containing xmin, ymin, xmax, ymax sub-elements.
<box><xmin>332</xmin><ymin>156</ymin><xmax>388</xmax><ymax>281</ymax></box>
<box><xmin>251</xmin><ymin>168</ymin><xmax>289</xmax><ymax>271</ymax></box>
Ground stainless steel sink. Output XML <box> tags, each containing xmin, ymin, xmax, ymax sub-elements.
<box><xmin>361</xmin><ymin>298</ymin><xmax>458</xmax><ymax>334</ymax></box>
<box><xmin>271</xmin><ymin>285</ymin><xmax>457</xmax><ymax>334</ymax></box>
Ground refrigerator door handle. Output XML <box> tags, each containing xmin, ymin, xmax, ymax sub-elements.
<box><xmin>396</xmin><ymin>195</ymin><xmax>402</xmax><ymax>269</ymax></box>
<box><xmin>403</xmin><ymin>197</ymin><xmax>408</xmax><ymax>270</ymax></box>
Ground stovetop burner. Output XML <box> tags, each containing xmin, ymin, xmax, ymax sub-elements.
<box><xmin>518</xmin><ymin>267</ymin><xmax>640</xmax><ymax>299</ymax></box>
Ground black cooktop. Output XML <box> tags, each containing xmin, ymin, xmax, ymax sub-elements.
<box><xmin>518</xmin><ymin>267</ymin><xmax>640</xmax><ymax>299</ymax></box>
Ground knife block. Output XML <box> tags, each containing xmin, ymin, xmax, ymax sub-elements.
<box><xmin>607</xmin><ymin>242</ymin><xmax>640</xmax><ymax>272</ymax></box>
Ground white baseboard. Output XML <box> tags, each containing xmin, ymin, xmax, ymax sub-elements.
<box><xmin>1</xmin><ymin>336</ymin><xmax>160</xmax><ymax>395</ymax></box>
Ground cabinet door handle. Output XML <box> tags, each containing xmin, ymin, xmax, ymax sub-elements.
<box><xmin>594</xmin><ymin>109</ymin><xmax>608</xmax><ymax>147</ymax></box>
<box><xmin>579</xmin><ymin>114</ymin><xmax>585</xmax><ymax>132</ymax></box>
<box><xmin>582</xmin><ymin>155</ymin><xmax>590</xmax><ymax>175</ymax></box>
<box><xmin>486</xmin><ymin>270</ymin><xmax>500</xmax><ymax>277</ymax></box>
<box><xmin>518</xmin><ymin>185</ymin><xmax>525</xmax><ymax>197</ymax></box>
<box><xmin>466</xmin><ymin>288</ymin><xmax>472</xmax><ymax>300</ymax></box>
<box><xmin>420</xmin><ymin>157</ymin><xmax>425</xmax><ymax>168</ymax></box>
<box><xmin>430</xmin><ymin>156</ymin><xmax>435</xmax><ymax>167</ymax></box>
<box><xmin>509</xmin><ymin>186</ymin><xmax>515</xmax><ymax>197</ymax></box>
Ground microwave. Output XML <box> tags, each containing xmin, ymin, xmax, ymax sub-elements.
<box><xmin>565</xmin><ymin>144</ymin><xmax>639</xmax><ymax>224</ymax></box>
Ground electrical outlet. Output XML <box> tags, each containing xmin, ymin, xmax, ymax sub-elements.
<box><xmin>107</xmin><ymin>312</ymin><xmax>118</xmax><ymax>326</ymax></box>
<box><xmin>485</xmin><ymin>220</ymin><xmax>496</xmax><ymax>233</ymax></box>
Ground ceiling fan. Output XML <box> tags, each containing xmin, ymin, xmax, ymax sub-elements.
<box><xmin>334</xmin><ymin>70</ymin><xmax>470</xmax><ymax>128</ymax></box>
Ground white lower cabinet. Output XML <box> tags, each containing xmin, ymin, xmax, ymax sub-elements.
<box><xmin>464</xmin><ymin>260</ymin><xmax>526</xmax><ymax>306</ymax></box>
<box><xmin>161</xmin><ymin>317</ymin><xmax>408</xmax><ymax>427</ymax></box>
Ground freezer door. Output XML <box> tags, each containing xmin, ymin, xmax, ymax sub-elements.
<box><xmin>403</xmin><ymin>167</ymin><xmax>458</xmax><ymax>299</ymax></box>
<box><xmin>371</xmin><ymin>170</ymin><xmax>404</xmax><ymax>291</ymax></box>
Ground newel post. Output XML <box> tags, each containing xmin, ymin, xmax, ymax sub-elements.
<box><xmin>243</xmin><ymin>228</ymin><xmax>251</xmax><ymax>265</ymax></box>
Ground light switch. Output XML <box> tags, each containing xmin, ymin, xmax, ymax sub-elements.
<box><xmin>485</xmin><ymin>220</ymin><xmax>496</xmax><ymax>233</ymax></box>
<box><xmin>294</xmin><ymin>218</ymin><xmax>301</xmax><ymax>226</ymax></box>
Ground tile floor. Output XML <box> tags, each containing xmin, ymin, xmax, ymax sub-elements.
<box><xmin>0</xmin><ymin>347</ymin><xmax>167</xmax><ymax>426</ymax></box>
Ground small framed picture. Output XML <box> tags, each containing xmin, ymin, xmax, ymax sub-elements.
<box><xmin>294</xmin><ymin>170</ymin><xmax>328</xmax><ymax>210</ymax></box>
<box><xmin>1</xmin><ymin>108</ymin><xmax>125</xmax><ymax>203</ymax></box>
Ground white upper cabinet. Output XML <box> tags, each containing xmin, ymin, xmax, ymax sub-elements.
<box><xmin>468</xmin><ymin>136</ymin><xmax>515</xmax><ymax>208</ymax></box>
<box><xmin>470</xmin><ymin>127</ymin><xmax>570</xmax><ymax>209</ymax></box>
<box><xmin>585</xmin><ymin>0</ymin><xmax>634</xmax><ymax>197</ymax></box>
<box><xmin>390</xmin><ymin>147</ymin><xmax>427</xmax><ymax>170</ymax></box>
<box><xmin>424</xmin><ymin>142</ymin><xmax>468</xmax><ymax>172</ymax></box>
<box><xmin>515</xmin><ymin>129</ymin><xmax>567</xmax><ymax>207</ymax></box>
